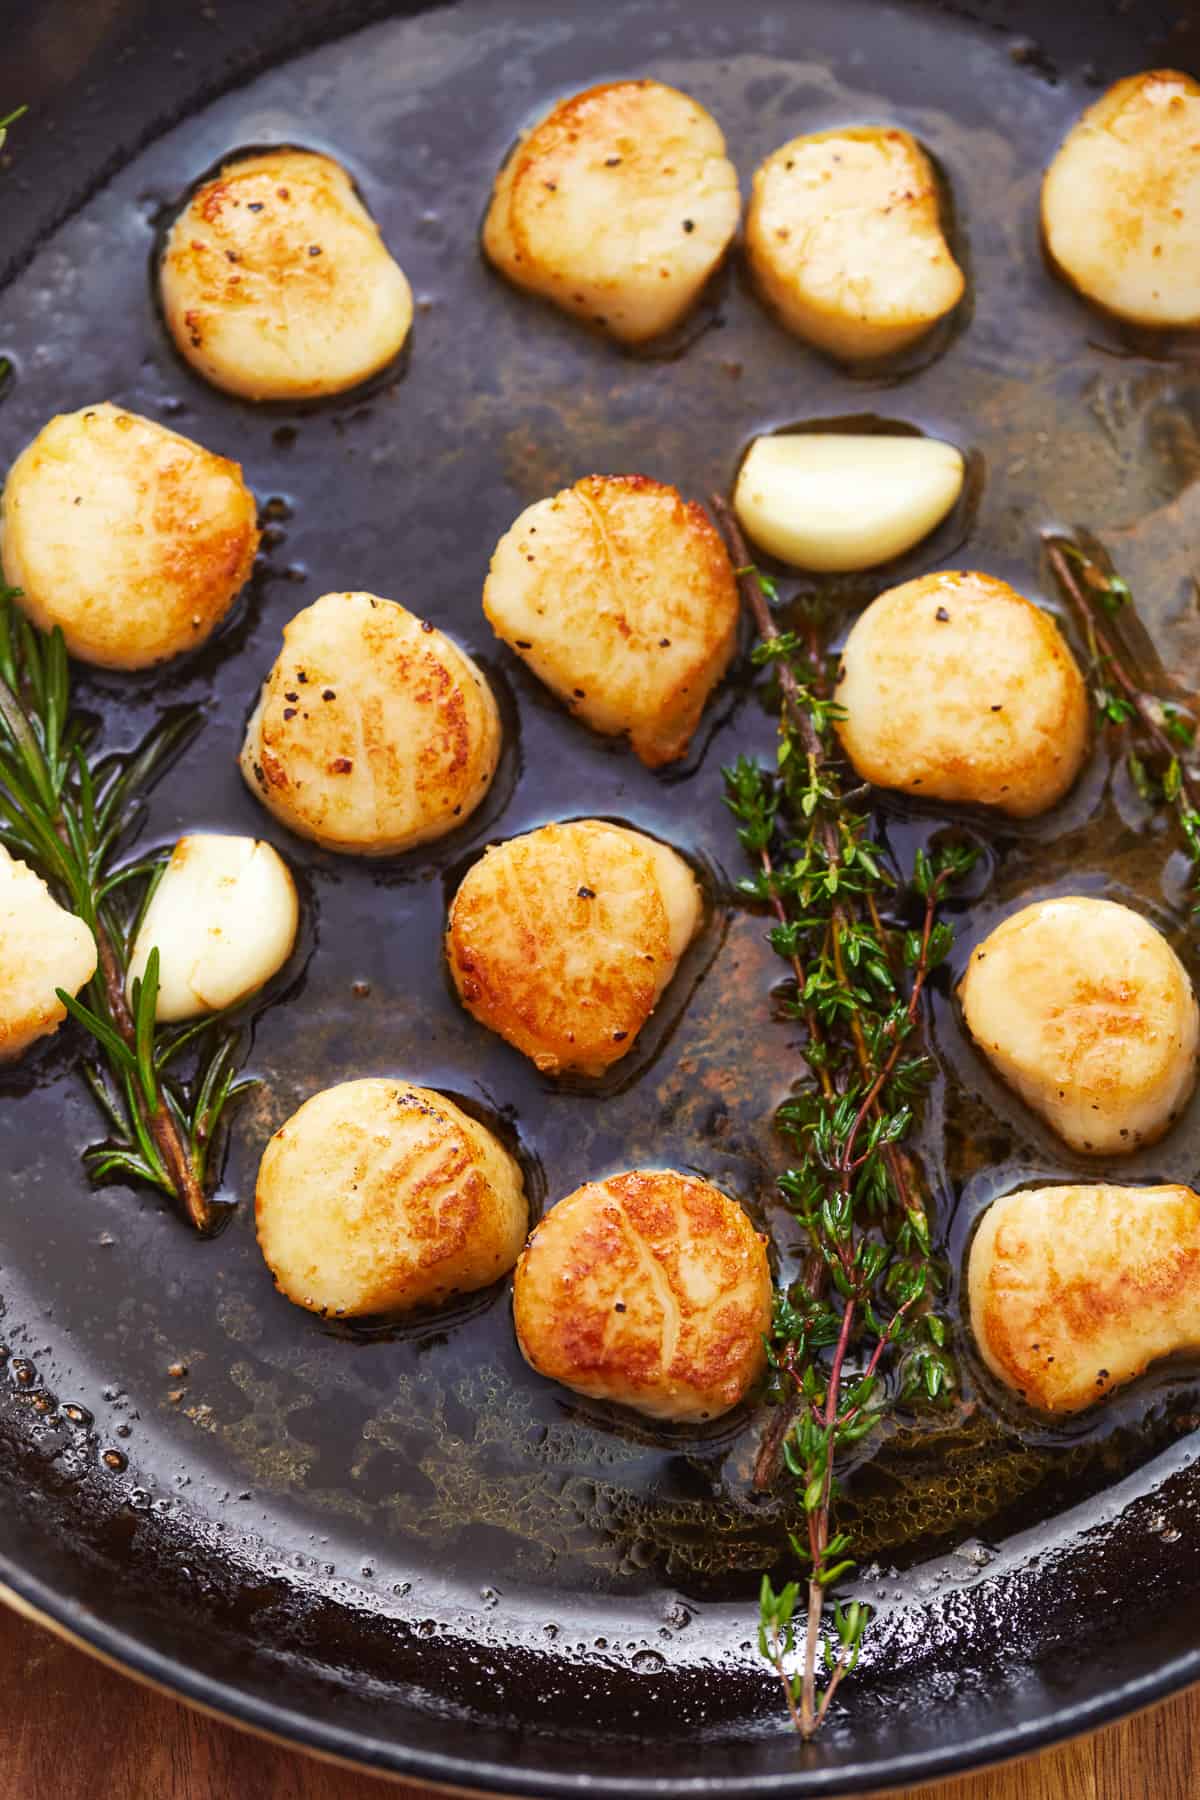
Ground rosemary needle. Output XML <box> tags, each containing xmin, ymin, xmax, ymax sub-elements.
<box><xmin>0</xmin><ymin>587</ymin><xmax>257</xmax><ymax>1232</ymax></box>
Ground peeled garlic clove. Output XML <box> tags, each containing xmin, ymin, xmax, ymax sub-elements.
<box><xmin>0</xmin><ymin>843</ymin><xmax>96</xmax><ymax>1060</ymax></box>
<box><xmin>127</xmin><ymin>834</ymin><xmax>298</xmax><ymax>1022</ymax></box>
<box><xmin>733</xmin><ymin>434</ymin><xmax>964</xmax><ymax>573</ymax></box>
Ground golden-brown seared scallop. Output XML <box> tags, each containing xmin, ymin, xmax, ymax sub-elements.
<box><xmin>126</xmin><ymin>834</ymin><xmax>298</xmax><ymax>1023</ymax></box>
<box><xmin>513</xmin><ymin>1168</ymin><xmax>771</xmax><ymax>1421</ymax></box>
<box><xmin>483</xmin><ymin>80</ymin><xmax>740</xmax><ymax>345</ymax></box>
<box><xmin>160</xmin><ymin>148</ymin><xmax>413</xmax><ymax>400</ymax></box>
<box><xmin>240</xmin><ymin>591</ymin><xmax>501</xmax><ymax>856</ymax></box>
<box><xmin>969</xmin><ymin>1183</ymin><xmax>1200</xmax><ymax>1412</ymax></box>
<box><xmin>0</xmin><ymin>845</ymin><xmax>96</xmax><ymax>1061</ymax></box>
<box><xmin>834</xmin><ymin>572</ymin><xmax>1088</xmax><ymax>817</ymax></box>
<box><xmin>1042</xmin><ymin>71</ymin><xmax>1200</xmax><ymax>329</ymax></box>
<box><xmin>0</xmin><ymin>403</ymin><xmax>258</xmax><ymax>669</ymax></box>
<box><xmin>446</xmin><ymin>819</ymin><xmax>702</xmax><ymax>1077</ymax></box>
<box><xmin>255</xmin><ymin>1079</ymin><xmax>527</xmax><ymax>1317</ymax></box>
<box><xmin>483</xmin><ymin>474</ymin><xmax>739</xmax><ymax>767</ymax></box>
<box><xmin>959</xmin><ymin>897</ymin><xmax>1199</xmax><ymax>1155</ymax></box>
<box><xmin>745</xmin><ymin>127</ymin><xmax>964</xmax><ymax>359</ymax></box>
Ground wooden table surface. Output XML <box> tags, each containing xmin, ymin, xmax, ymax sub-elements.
<box><xmin>0</xmin><ymin>1599</ymin><xmax>1195</xmax><ymax>1800</ymax></box>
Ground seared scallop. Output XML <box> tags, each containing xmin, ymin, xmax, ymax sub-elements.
<box><xmin>969</xmin><ymin>1183</ymin><xmax>1200</xmax><ymax>1412</ymax></box>
<box><xmin>483</xmin><ymin>475</ymin><xmax>739</xmax><ymax>767</ymax></box>
<box><xmin>513</xmin><ymin>1168</ymin><xmax>771</xmax><ymax>1422</ymax></box>
<box><xmin>160</xmin><ymin>148</ymin><xmax>412</xmax><ymax>400</ymax></box>
<box><xmin>1042</xmin><ymin>71</ymin><xmax>1200</xmax><ymax>328</ymax></box>
<box><xmin>746</xmin><ymin>127</ymin><xmax>964</xmax><ymax>359</ymax></box>
<box><xmin>240</xmin><ymin>591</ymin><xmax>501</xmax><ymax>856</ymax></box>
<box><xmin>256</xmin><ymin>1078</ymin><xmax>527</xmax><ymax>1317</ymax></box>
<box><xmin>483</xmin><ymin>79</ymin><xmax>740</xmax><ymax>345</ymax></box>
<box><xmin>0</xmin><ymin>403</ymin><xmax>258</xmax><ymax>669</ymax></box>
<box><xmin>127</xmin><ymin>835</ymin><xmax>298</xmax><ymax>1023</ymax></box>
<box><xmin>959</xmin><ymin>897</ymin><xmax>1199</xmax><ymax>1155</ymax></box>
<box><xmin>834</xmin><ymin>572</ymin><xmax>1088</xmax><ymax>817</ymax></box>
<box><xmin>446</xmin><ymin>819</ymin><xmax>702</xmax><ymax>1077</ymax></box>
<box><xmin>0</xmin><ymin>845</ymin><xmax>96</xmax><ymax>1061</ymax></box>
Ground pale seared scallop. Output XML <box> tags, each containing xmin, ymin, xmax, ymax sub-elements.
<box><xmin>513</xmin><ymin>1168</ymin><xmax>771</xmax><ymax>1422</ymax></box>
<box><xmin>446</xmin><ymin>819</ymin><xmax>702</xmax><ymax>1077</ymax></box>
<box><xmin>160</xmin><ymin>148</ymin><xmax>413</xmax><ymax>400</ymax></box>
<box><xmin>255</xmin><ymin>1078</ymin><xmax>527</xmax><ymax>1317</ymax></box>
<box><xmin>969</xmin><ymin>1183</ymin><xmax>1200</xmax><ymax>1412</ymax></box>
<box><xmin>483</xmin><ymin>79</ymin><xmax>740</xmax><ymax>345</ymax></box>
<box><xmin>0</xmin><ymin>845</ymin><xmax>96</xmax><ymax>1060</ymax></box>
<box><xmin>1042</xmin><ymin>71</ymin><xmax>1200</xmax><ymax>328</ymax></box>
<box><xmin>240</xmin><ymin>592</ymin><xmax>501</xmax><ymax>856</ymax></box>
<box><xmin>127</xmin><ymin>834</ymin><xmax>298</xmax><ymax>1023</ymax></box>
<box><xmin>0</xmin><ymin>403</ymin><xmax>259</xmax><ymax>669</ymax></box>
<box><xmin>834</xmin><ymin>572</ymin><xmax>1088</xmax><ymax>817</ymax></box>
<box><xmin>959</xmin><ymin>897</ymin><xmax>1199</xmax><ymax>1155</ymax></box>
<box><xmin>746</xmin><ymin>127</ymin><xmax>964</xmax><ymax>359</ymax></box>
<box><xmin>483</xmin><ymin>475</ymin><xmax>739</xmax><ymax>767</ymax></box>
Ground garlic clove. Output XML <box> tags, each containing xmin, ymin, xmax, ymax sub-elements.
<box><xmin>733</xmin><ymin>433</ymin><xmax>964</xmax><ymax>573</ymax></box>
<box><xmin>0</xmin><ymin>843</ymin><xmax>96</xmax><ymax>1060</ymax></box>
<box><xmin>127</xmin><ymin>834</ymin><xmax>298</xmax><ymax>1022</ymax></box>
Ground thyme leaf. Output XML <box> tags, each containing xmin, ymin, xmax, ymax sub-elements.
<box><xmin>1045</xmin><ymin>535</ymin><xmax>1200</xmax><ymax>912</ymax></box>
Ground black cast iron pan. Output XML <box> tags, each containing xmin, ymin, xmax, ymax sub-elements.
<box><xmin>2</xmin><ymin>0</ymin><xmax>1200</xmax><ymax>1790</ymax></box>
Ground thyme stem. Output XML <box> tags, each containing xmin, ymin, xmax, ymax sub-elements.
<box><xmin>1045</xmin><ymin>537</ymin><xmax>1200</xmax><ymax>815</ymax></box>
<box><xmin>710</xmin><ymin>503</ymin><xmax>974</xmax><ymax>1738</ymax></box>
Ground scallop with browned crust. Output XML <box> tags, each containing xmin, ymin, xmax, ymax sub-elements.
<box><xmin>1042</xmin><ymin>71</ymin><xmax>1200</xmax><ymax>329</ymax></box>
<box><xmin>746</xmin><ymin>127</ymin><xmax>964</xmax><ymax>359</ymax></box>
<box><xmin>513</xmin><ymin>1169</ymin><xmax>771</xmax><ymax>1421</ymax></box>
<box><xmin>834</xmin><ymin>572</ymin><xmax>1089</xmax><ymax>817</ymax></box>
<box><xmin>0</xmin><ymin>403</ymin><xmax>259</xmax><ymax>669</ymax></box>
<box><xmin>483</xmin><ymin>80</ymin><xmax>740</xmax><ymax>345</ymax></box>
<box><xmin>483</xmin><ymin>475</ymin><xmax>739</xmax><ymax>767</ymax></box>
<box><xmin>256</xmin><ymin>1079</ymin><xmax>528</xmax><ymax>1317</ymax></box>
<box><xmin>240</xmin><ymin>592</ymin><xmax>501</xmax><ymax>855</ymax></box>
<box><xmin>446</xmin><ymin>819</ymin><xmax>702</xmax><ymax>1077</ymax></box>
<box><xmin>160</xmin><ymin>148</ymin><xmax>412</xmax><ymax>400</ymax></box>
<box><xmin>0</xmin><ymin>844</ymin><xmax>97</xmax><ymax>1062</ymax></box>
<box><xmin>959</xmin><ymin>896</ymin><xmax>1198</xmax><ymax>1155</ymax></box>
<box><xmin>969</xmin><ymin>1183</ymin><xmax>1200</xmax><ymax>1412</ymax></box>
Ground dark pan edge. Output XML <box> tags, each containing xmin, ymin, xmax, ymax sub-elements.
<box><xmin>3</xmin><ymin>1551</ymin><xmax>1199</xmax><ymax>1795</ymax></box>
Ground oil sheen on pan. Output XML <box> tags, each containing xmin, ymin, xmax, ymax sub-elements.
<box><xmin>1</xmin><ymin>0</ymin><xmax>1200</xmax><ymax>1792</ymax></box>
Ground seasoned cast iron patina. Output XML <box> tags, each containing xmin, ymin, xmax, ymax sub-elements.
<box><xmin>2</xmin><ymin>0</ymin><xmax>1200</xmax><ymax>1791</ymax></box>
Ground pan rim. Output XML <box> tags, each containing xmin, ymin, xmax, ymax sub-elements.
<box><xmin>3</xmin><ymin>0</ymin><xmax>1200</xmax><ymax>1791</ymax></box>
<box><xmin>3</xmin><ymin>1550</ymin><xmax>1199</xmax><ymax>1794</ymax></box>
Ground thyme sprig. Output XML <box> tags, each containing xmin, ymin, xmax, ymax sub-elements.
<box><xmin>1045</xmin><ymin>536</ymin><xmax>1200</xmax><ymax>906</ymax></box>
<box><xmin>712</xmin><ymin>500</ymin><xmax>974</xmax><ymax>1738</ymax></box>
<box><xmin>0</xmin><ymin>587</ymin><xmax>255</xmax><ymax>1231</ymax></box>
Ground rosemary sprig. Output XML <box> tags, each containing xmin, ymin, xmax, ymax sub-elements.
<box><xmin>0</xmin><ymin>106</ymin><xmax>26</xmax><ymax>154</ymax></box>
<box><xmin>1045</xmin><ymin>536</ymin><xmax>1200</xmax><ymax>906</ymax></box>
<box><xmin>0</xmin><ymin>587</ymin><xmax>255</xmax><ymax>1231</ymax></box>
<box><xmin>712</xmin><ymin>500</ymin><xmax>974</xmax><ymax>1738</ymax></box>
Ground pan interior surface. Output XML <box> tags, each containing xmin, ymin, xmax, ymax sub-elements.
<box><xmin>2</xmin><ymin>0</ymin><xmax>1200</xmax><ymax>1791</ymax></box>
